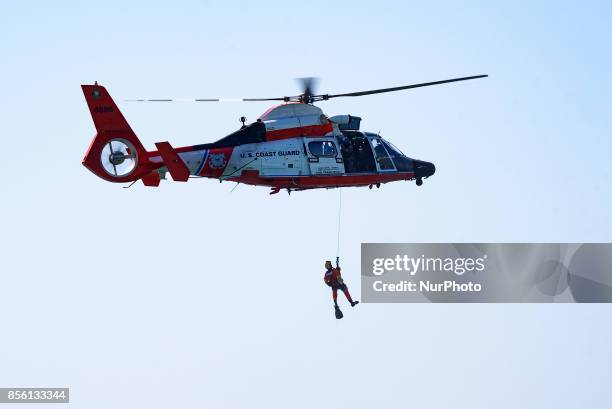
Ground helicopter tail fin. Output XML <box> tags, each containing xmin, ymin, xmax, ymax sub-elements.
<box><xmin>81</xmin><ymin>83</ymin><xmax>153</xmax><ymax>182</ymax></box>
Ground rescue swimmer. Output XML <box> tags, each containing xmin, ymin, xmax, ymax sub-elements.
<box><xmin>324</xmin><ymin>257</ymin><xmax>359</xmax><ymax>319</ymax></box>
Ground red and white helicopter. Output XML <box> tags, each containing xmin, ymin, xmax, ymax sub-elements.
<box><xmin>82</xmin><ymin>75</ymin><xmax>486</xmax><ymax>194</ymax></box>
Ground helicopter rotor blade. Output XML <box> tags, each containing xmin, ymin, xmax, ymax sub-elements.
<box><xmin>125</xmin><ymin>75</ymin><xmax>487</xmax><ymax>104</ymax></box>
<box><xmin>297</xmin><ymin>77</ymin><xmax>319</xmax><ymax>103</ymax></box>
<box><xmin>242</xmin><ymin>97</ymin><xmax>290</xmax><ymax>102</ymax></box>
<box><xmin>125</xmin><ymin>97</ymin><xmax>289</xmax><ymax>102</ymax></box>
<box><xmin>313</xmin><ymin>75</ymin><xmax>488</xmax><ymax>101</ymax></box>
<box><xmin>125</xmin><ymin>77</ymin><xmax>319</xmax><ymax>103</ymax></box>
<box><xmin>298</xmin><ymin>77</ymin><xmax>318</xmax><ymax>95</ymax></box>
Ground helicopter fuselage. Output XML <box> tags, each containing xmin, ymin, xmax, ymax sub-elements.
<box><xmin>156</xmin><ymin>133</ymin><xmax>435</xmax><ymax>193</ymax></box>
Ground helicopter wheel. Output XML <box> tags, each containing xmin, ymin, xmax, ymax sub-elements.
<box><xmin>416</xmin><ymin>178</ymin><xmax>423</xmax><ymax>186</ymax></box>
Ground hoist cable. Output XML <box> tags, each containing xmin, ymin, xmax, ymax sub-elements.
<box><xmin>336</xmin><ymin>188</ymin><xmax>342</xmax><ymax>258</ymax></box>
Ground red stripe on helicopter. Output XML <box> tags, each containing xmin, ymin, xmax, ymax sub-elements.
<box><xmin>265</xmin><ymin>123</ymin><xmax>334</xmax><ymax>141</ymax></box>
<box><xmin>230</xmin><ymin>171</ymin><xmax>416</xmax><ymax>189</ymax></box>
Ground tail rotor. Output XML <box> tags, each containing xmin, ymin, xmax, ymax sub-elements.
<box><xmin>100</xmin><ymin>138</ymin><xmax>138</xmax><ymax>177</ymax></box>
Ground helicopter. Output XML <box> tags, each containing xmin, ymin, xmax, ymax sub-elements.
<box><xmin>81</xmin><ymin>75</ymin><xmax>486</xmax><ymax>194</ymax></box>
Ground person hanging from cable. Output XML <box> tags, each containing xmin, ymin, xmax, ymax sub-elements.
<box><xmin>324</xmin><ymin>257</ymin><xmax>359</xmax><ymax>319</ymax></box>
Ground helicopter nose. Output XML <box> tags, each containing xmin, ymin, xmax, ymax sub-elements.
<box><xmin>414</xmin><ymin>160</ymin><xmax>436</xmax><ymax>178</ymax></box>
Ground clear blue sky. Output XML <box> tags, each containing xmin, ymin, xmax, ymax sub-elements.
<box><xmin>1</xmin><ymin>1</ymin><xmax>611</xmax><ymax>408</ymax></box>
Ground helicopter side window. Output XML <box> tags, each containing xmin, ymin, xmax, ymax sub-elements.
<box><xmin>308</xmin><ymin>141</ymin><xmax>337</xmax><ymax>157</ymax></box>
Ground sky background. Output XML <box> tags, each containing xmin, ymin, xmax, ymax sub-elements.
<box><xmin>1</xmin><ymin>1</ymin><xmax>611</xmax><ymax>408</ymax></box>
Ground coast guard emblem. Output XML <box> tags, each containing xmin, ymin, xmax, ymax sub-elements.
<box><xmin>209</xmin><ymin>153</ymin><xmax>227</xmax><ymax>169</ymax></box>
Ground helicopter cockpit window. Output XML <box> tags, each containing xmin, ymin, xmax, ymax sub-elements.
<box><xmin>369</xmin><ymin>138</ymin><xmax>395</xmax><ymax>170</ymax></box>
<box><xmin>382</xmin><ymin>139</ymin><xmax>412</xmax><ymax>171</ymax></box>
<box><xmin>382</xmin><ymin>140</ymin><xmax>404</xmax><ymax>157</ymax></box>
<box><xmin>308</xmin><ymin>141</ymin><xmax>337</xmax><ymax>157</ymax></box>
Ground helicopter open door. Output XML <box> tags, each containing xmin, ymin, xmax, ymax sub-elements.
<box><xmin>304</xmin><ymin>137</ymin><xmax>345</xmax><ymax>176</ymax></box>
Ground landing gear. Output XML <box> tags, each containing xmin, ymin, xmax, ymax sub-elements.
<box><xmin>416</xmin><ymin>178</ymin><xmax>423</xmax><ymax>186</ymax></box>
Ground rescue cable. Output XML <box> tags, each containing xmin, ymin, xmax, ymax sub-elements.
<box><xmin>336</xmin><ymin>188</ymin><xmax>342</xmax><ymax>262</ymax></box>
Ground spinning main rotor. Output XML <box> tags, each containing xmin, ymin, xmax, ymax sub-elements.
<box><xmin>127</xmin><ymin>74</ymin><xmax>488</xmax><ymax>105</ymax></box>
